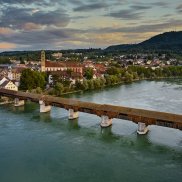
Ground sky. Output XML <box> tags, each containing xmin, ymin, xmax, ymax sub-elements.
<box><xmin>0</xmin><ymin>0</ymin><xmax>182</xmax><ymax>51</ymax></box>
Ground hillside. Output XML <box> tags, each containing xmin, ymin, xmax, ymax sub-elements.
<box><xmin>106</xmin><ymin>31</ymin><xmax>182</xmax><ymax>52</ymax></box>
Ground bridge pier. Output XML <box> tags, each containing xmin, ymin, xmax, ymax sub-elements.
<box><xmin>39</xmin><ymin>100</ymin><xmax>51</xmax><ymax>113</ymax></box>
<box><xmin>137</xmin><ymin>122</ymin><xmax>148</xmax><ymax>135</ymax></box>
<box><xmin>68</xmin><ymin>109</ymin><xmax>79</xmax><ymax>120</ymax></box>
<box><xmin>100</xmin><ymin>115</ymin><xmax>112</xmax><ymax>128</ymax></box>
<box><xmin>14</xmin><ymin>98</ymin><xmax>25</xmax><ymax>107</ymax></box>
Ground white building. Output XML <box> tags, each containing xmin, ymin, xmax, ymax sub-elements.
<box><xmin>0</xmin><ymin>77</ymin><xmax>18</xmax><ymax>91</ymax></box>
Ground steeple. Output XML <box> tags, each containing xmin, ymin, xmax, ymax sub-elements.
<box><xmin>41</xmin><ymin>50</ymin><xmax>45</xmax><ymax>72</ymax></box>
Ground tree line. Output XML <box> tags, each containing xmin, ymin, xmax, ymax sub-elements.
<box><xmin>19</xmin><ymin>66</ymin><xmax>182</xmax><ymax>96</ymax></box>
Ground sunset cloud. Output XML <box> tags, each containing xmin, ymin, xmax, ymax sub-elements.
<box><xmin>0</xmin><ymin>27</ymin><xmax>14</xmax><ymax>35</ymax></box>
<box><xmin>0</xmin><ymin>42</ymin><xmax>16</xmax><ymax>49</ymax></box>
<box><xmin>0</xmin><ymin>0</ymin><xmax>181</xmax><ymax>51</ymax></box>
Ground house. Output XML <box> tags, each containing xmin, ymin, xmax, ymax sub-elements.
<box><xmin>83</xmin><ymin>60</ymin><xmax>94</xmax><ymax>68</ymax></box>
<box><xmin>0</xmin><ymin>78</ymin><xmax>18</xmax><ymax>91</ymax></box>
<box><xmin>52</xmin><ymin>52</ymin><xmax>63</xmax><ymax>59</ymax></box>
<box><xmin>8</xmin><ymin>68</ymin><xmax>24</xmax><ymax>81</ymax></box>
<box><xmin>94</xmin><ymin>63</ymin><xmax>107</xmax><ymax>74</ymax></box>
<box><xmin>0</xmin><ymin>68</ymin><xmax>8</xmax><ymax>78</ymax></box>
<box><xmin>48</xmin><ymin>70</ymin><xmax>83</xmax><ymax>85</ymax></box>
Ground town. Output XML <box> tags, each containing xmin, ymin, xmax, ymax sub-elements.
<box><xmin>0</xmin><ymin>50</ymin><xmax>182</xmax><ymax>96</ymax></box>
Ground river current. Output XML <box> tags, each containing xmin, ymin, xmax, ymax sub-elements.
<box><xmin>0</xmin><ymin>79</ymin><xmax>182</xmax><ymax>182</ymax></box>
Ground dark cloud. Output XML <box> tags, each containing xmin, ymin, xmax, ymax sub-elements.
<box><xmin>67</xmin><ymin>0</ymin><xmax>83</xmax><ymax>6</ymax></box>
<box><xmin>0</xmin><ymin>0</ymin><xmax>181</xmax><ymax>50</ymax></box>
<box><xmin>0</xmin><ymin>0</ymin><xmax>37</xmax><ymax>4</ymax></box>
<box><xmin>150</xmin><ymin>2</ymin><xmax>168</xmax><ymax>7</ymax></box>
<box><xmin>0</xmin><ymin>27</ymin><xmax>86</xmax><ymax>46</ymax></box>
<box><xmin>73</xmin><ymin>2</ymin><xmax>108</xmax><ymax>12</ymax></box>
<box><xmin>176</xmin><ymin>4</ymin><xmax>182</xmax><ymax>12</ymax></box>
<box><xmin>106</xmin><ymin>10</ymin><xmax>142</xmax><ymax>20</ymax></box>
<box><xmin>0</xmin><ymin>6</ymin><xmax>70</xmax><ymax>29</ymax></box>
<box><xmin>91</xmin><ymin>19</ymin><xmax>182</xmax><ymax>34</ymax></box>
<box><xmin>130</xmin><ymin>5</ymin><xmax>152</xmax><ymax>10</ymax></box>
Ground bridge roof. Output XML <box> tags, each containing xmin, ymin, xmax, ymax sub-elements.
<box><xmin>0</xmin><ymin>88</ymin><xmax>182</xmax><ymax>124</ymax></box>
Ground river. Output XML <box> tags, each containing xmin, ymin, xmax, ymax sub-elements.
<box><xmin>0</xmin><ymin>79</ymin><xmax>182</xmax><ymax>182</ymax></box>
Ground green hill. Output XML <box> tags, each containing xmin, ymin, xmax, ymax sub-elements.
<box><xmin>106</xmin><ymin>31</ymin><xmax>182</xmax><ymax>52</ymax></box>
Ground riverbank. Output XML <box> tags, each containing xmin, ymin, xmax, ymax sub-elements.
<box><xmin>46</xmin><ymin>76</ymin><xmax>182</xmax><ymax>97</ymax></box>
<box><xmin>0</xmin><ymin>100</ymin><xmax>14</xmax><ymax>105</ymax></box>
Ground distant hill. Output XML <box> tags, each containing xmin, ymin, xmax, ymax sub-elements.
<box><xmin>106</xmin><ymin>31</ymin><xmax>182</xmax><ymax>52</ymax></box>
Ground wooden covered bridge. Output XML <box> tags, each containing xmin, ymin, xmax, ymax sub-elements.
<box><xmin>0</xmin><ymin>88</ymin><xmax>181</xmax><ymax>134</ymax></box>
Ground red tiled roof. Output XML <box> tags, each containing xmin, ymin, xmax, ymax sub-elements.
<box><xmin>45</xmin><ymin>61</ymin><xmax>83</xmax><ymax>68</ymax></box>
<box><xmin>45</xmin><ymin>61</ymin><xmax>65</xmax><ymax>67</ymax></box>
<box><xmin>11</xmin><ymin>67</ymin><xmax>26</xmax><ymax>73</ymax></box>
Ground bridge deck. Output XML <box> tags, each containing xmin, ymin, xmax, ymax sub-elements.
<box><xmin>0</xmin><ymin>89</ymin><xmax>181</xmax><ymax>129</ymax></box>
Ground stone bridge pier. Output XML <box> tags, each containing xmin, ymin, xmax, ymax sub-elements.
<box><xmin>100</xmin><ymin>115</ymin><xmax>112</xmax><ymax>128</ymax></box>
<box><xmin>39</xmin><ymin>100</ymin><xmax>51</xmax><ymax>113</ymax></box>
<box><xmin>68</xmin><ymin>109</ymin><xmax>79</xmax><ymax>120</ymax></box>
<box><xmin>137</xmin><ymin>122</ymin><xmax>148</xmax><ymax>135</ymax></box>
<box><xmin>14</xmin><ymin>98</ymin><xmax>25</xmax><ymax>107</ymax></box>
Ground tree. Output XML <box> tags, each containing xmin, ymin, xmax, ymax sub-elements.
<box><xmin>87</xmin><ymin>79</ymin><xmax>94</xmax><ymax>90</ymax></box>
<box><xmin>75</xmin><ymin>80</ymin><xmax>83</xmax><ymax>90</ymax></box>
<box><xmin>19</xmin><ymin>69</ymin><xmax>46</xmax><ymax>90</ymax></box>
<box><xmin>0</xmin><ymin>56</ymin><xmax>11</xmax><ymax>64</ymax></box>
<box><xmin>82</xmin><ymin>80</ymin><xmax>89</xmax><ymax>90</ymax></box>
<box><xmin>54</xmin><ymin>82</ymin><xmax>64</xmax><ymax>96</ymax></box>
<box><xmin>105</xmin><ymin>75</ymin><xmax>112</xmax><ymax>86</ymax></box>
<box><xmin>84</xmin><ymin>68</ymin><xmax>94</xmax><ymax>80</ymax></box>
<box><xmin>100</xmin><ymin>77</ymin><xmax>106</xmax><ymax>88</ymax></box>
<box><xmin>124</xmin><ymin>72</ymin><xmax>133</xmax><ymax>82</ymax></box>
<box><xmin>93</xmin><ymin>79</ymin><xmax>101</xmax><ymax>89</ymax></box>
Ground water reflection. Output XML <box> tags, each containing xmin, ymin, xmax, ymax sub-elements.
<box><xmin>136</xmin><ymin>132</ymin><xmax>152</xmax><ymax>147</ymax></box>
<box><xmin>12</xmin><ymin>105</ymin><xmax>25</xmax><ymax>112</ymax></box>
<box><xmin>100</xmin><ymin>126</ymin><xmax>120</xmax><ymax>143</ymax></box>
<box><xmin>39</xmin><ymin>112</ymin><xmax>52</xmax><ymax>123</ymax></box>
<box><xmin>67</xmin><ymin>118</ymin><xmax>80</xmax><ymax>130</ymax></box>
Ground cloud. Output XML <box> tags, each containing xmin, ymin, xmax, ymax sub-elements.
<box><xmin>0</xmin><ymin>0</ymin><xmax>181</xmax><ymax>50</ymax></box>
<box><xmin>150</xmin><ymin>2</ymin><xmax>168</xmax><ymax>7</ymax></box>
<box><xmin>106</xmin><ymin>9</ymin><xmax>142</xmax><ymax>20</ymax></box>
<box><xmin>176</xmin><ymin>4</ymin><xmax>182</xmax><ymax>12</ymax></box>
<box><xmin>0</xmin><ymin>0</ymin><xmax>61</xmax><ymax>6</ymax></box>
<box><xmin>90</xmin><ymin>19</ymin><xmax>182</xmax><ymax>34</ymax></box>
<box><xmin>0</xmin><ymin>42</ymin><xmax>16</xmax><ymax>49</ymax></box>
<box><xmin>0</xmin><ymin>7</ymin><xmax>70</xmax><ymax>30</ymax></box>
<box><xmin>0</xmin><ymin>0</ymin><xmax>36</xmax><ymax>4</ymax></box>
<box><xmin>73</xmin><ymin>2</ymin><xmax>108</xmax><ymax>12</ymax></box>
<box><xmin>0</xmin><ymin>27</ymin><xmax>86</xmax><ymax>46</ymax></box>
<box><xmin>0</xmin><ymin>27</ymin><xmax>14</xmax><ymax>35</ymax></box>
<box><xmin>130</xmin><ymin>5</ymin><xmax>152</xmax><ymax>10</ymax></box>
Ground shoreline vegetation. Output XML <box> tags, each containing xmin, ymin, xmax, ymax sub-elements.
<box><xmin>20</xmin><ymin>65</ymin><xmax>182</xmax><ymax>97</ymax></box>
<box><xmin>0</xmin><ymin>66</ymin><xmax>182</xmax><ymax>104</ymax></box>
<box><xmin>50</xmin><ymin>76</ymin><xmax>182</xmax><ymax>97</ymax></box>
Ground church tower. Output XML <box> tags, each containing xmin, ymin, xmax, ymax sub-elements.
<box><xmin>41</xmin><ymin>50</ymin><xmax>46</xmax><ymax>72</ymax></box>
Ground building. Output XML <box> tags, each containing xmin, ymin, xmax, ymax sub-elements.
<box><xmin>52</xmin><ymin>52</ymin><xmax>63</xmax><ymax>59</ymax></box>
<box><xmin>0</xmin><ymin>68</ymin><xmax>8</xmax><ymax>78</ymax></box>
<box><xmin>0</xmin><ymin>76</ymin><xmax>8</xmax><ymax>85</ymax></box>
<box><xmin>8</xmin><ymin>68</ymin><xmax>25</xmax><ymax>81</ymax></box>
<box><xmin>0</xmin><ymin>77</ymin><xmax>18</xmax><ymax>91</ymax></box>
<box><xmin>41</xmin><ymin>51</ymin><xmax>83</xmax><ymax>74</ymax></box>
<box><xmin>41</xmin><ymin>50</ymin><xmax>46</xmax><ymax>72</ymax></box>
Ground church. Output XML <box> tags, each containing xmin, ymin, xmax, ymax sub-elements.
<box><xmin>40</xmin><ymin>51</ymin><xmax>83</xmax><ymax>75</ymax></box>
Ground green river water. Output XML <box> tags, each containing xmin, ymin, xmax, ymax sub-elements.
<box><xmin>0</xmin><ymin>79</ymin><xmax>182</xmax><ymax>182</ymax></box>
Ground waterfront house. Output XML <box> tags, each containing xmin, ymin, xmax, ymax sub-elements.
<box><xmin>0</xmin><ymin>79</ymin><xmax>18</xmax><ymax>91</ymax></box>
